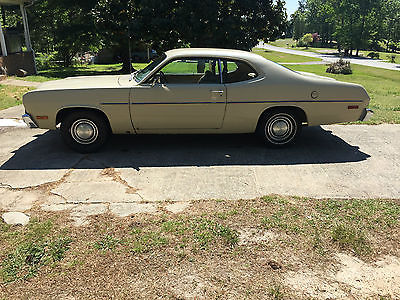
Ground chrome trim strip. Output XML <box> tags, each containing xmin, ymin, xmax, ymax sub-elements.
<box><xmin>131</xmin><ymin>101</ymin><xmax>226</xmax><ymax>105</ymax></box>
<box><xmin>130</xmin><ymin>100</ymin><xmax>364</xmax><ymax>105</ymax></box>
<box><xmin>101</xmin><ymin>102</ymin><xmax>129</xmax><ymax>105</ymax></box>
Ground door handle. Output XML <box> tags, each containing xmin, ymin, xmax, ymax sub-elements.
<box><xmin>211</xmin><ymin>90</ymin><xmax>224</xmax><ymax>96</ymax></box>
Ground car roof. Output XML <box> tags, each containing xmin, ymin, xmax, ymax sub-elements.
<box><xmin>165</xmin><ymin>48</ymin><xmax>262</xmax><ymax>62</ymax></box>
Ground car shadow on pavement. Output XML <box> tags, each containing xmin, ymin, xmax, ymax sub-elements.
<box><xmin>1</xmin><ymin>126</ymin><xmax>370</xmax><ymax>170</ymax></box>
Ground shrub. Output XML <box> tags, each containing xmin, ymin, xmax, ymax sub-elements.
<box><xmin>326</xmin><ymin>59</ymin><xmax>352</xmax><ymax>75</ymax></box>
<box><xmin>35</xmin><ymin>52</ymin><xmax>56</xmax><ymax>71</ymax></box>
<box><xmin>387</xmin><ymin>54</ymin><xmax>396</xmax><ymax>63</ymax></box>
<box><xmin>367</xmin><ymin>52</ymin><xmax>380</xmax><ymax>59</ymax></box>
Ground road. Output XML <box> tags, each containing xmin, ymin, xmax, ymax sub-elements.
<box><xmin>258</xmin><ymin>43</ymin><xmax>400</xmax><ymax>71</ymax></box>
<box><xmin>0</xmin><ymin>122</ymin><xmax>399</xmax><ymax>225</ymax></box>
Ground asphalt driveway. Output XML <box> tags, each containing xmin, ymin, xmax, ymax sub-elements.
<box><xmin>0</xmin><ymin>124</ymin><xmax>399</xmax><ymax>224</ymax></box>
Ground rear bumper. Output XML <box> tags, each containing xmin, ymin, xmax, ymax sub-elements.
<box><xmin>359</xmin><ymin>109</ymin><xmax>374</xmax><ymax>122</ymax></box>
<box><xmin>22</xmin><ymin>113</ymin><xmax>38</xmax><ymax>128</ymax></box>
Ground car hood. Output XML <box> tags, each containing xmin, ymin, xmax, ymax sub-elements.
<box><xmin>35</xmin><ymin>75</ymin><xmax>135</xmax><ymax>91</ymax></box>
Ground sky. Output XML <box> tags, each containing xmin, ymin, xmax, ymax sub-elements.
<box><xmin>285</xmin><ymin>0</ymin><xmax>299</xmax><ymax>16</ymax></box>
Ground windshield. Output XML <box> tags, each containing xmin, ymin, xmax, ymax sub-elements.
<box><xmin>134</xmin><ymin>53</ymin><xmax>167</xmax><ymax>82</ymax></box>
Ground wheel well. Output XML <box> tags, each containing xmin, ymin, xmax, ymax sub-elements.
<box><xmin>256</xmin><ymin>106</ymin><xmax>308</xmax><ymax>131</ymax></box>
<box><xmin>56</xmin><ymin>107</ymin><xmax>111</xmax><ymax>130</ymax></box>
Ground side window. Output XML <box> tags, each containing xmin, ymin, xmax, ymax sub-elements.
<box><xmin>155</xmin><ymin>58</ymin><xmax>221</xmax><ymax>84</ymax></box>
<box><xmin>221</xmin><ymin>60</ymin><xmax>257</xmax><ymax>84</ymax></box>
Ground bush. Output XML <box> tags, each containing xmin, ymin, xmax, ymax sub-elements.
<box><xmin>296</xmin><ymin>39</ymin><xmax>307</xmax><ymax>47</ymax></box>
<box><xmin>367</xmin><ymin>52</ymin><xmax>380</xmax><ymax>59</ymax></box>
<box><xmin>326</xmin><ymin>59</ymin><xmax>352</xmax><ymax>75</ymax></box>
<box><xmin>35</xmin><ymin>52</ymin><xmax>56</xmax><ymax>71</ymax></box>
<box><xmin>387</xmin><ymin>54</ymin><xmax>397</xmax><ymax>63</ymax></box>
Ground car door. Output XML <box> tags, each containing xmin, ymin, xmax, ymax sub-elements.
<box><xmin>130</xmin><ymin>58</ymin><xmax>227</xmax><ymax>131</ymax></box>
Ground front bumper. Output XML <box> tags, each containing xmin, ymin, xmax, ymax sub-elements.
<box><xmin>22</xmin><ymin>113</ymin><xmax>38</xmax><ymax>128</ymax></box>
<box><xmin>359</xmin><ymin>109</ymin><xmax>374</xmax><ymax>122</ymax></box>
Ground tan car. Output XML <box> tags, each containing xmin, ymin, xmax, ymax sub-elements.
<box><xmin>22</xmin><ymin>48</ymin><xmax>373</xmax><ymax>152</ymax></box>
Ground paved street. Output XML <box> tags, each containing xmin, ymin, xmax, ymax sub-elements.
<box><xmin>258</xmin><ymin>43</ymin><xmax>400</xmax><ymax>71</ymax></box>
<box><xmin>0</xmin><ymin>123</ymin><xmax>399</xmax><ymax>225</ymax></box>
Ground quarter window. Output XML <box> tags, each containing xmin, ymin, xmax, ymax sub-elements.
<box><xmin>221</xmin><ymin>60</ymin><xmax>257</xmax><ymax>84</ymax></box>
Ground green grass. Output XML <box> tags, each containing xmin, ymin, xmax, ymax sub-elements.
<box><xmin>269</xmin><ymin>38</ymin><xmax>297</xmax><ymax>48</ymax></box>
<box><xmin>0</xmin><ymin>219</ymin><xmax>72</xmax><ymax>283</ymax></box>
<box><xmin>0</xmin><ymin>84</ymin><xmax>33</xmax><ymax>110</ymax></box>
<box><xmin>261</xmin><ymin>196</ymin><xmax>400</xmax><ymax>256</ymax></box>
<box><xmin>269</xmin><ymin>39</ymin><xmax>399</xmax><ymax>62</ymax></box>
<box><xmin>287</xmin><ymin>64</ymin><xmax>400</xmax><ymax>124</ymax></box>
<box><xmin>93</xmin><ymin>234</ymin><xmax>122</xmax><ymax>251</ymax></box>
<box><xmin>253</xmin><ymin>48</ymin><xmax>321</xmax><ymax>63</ymax></box>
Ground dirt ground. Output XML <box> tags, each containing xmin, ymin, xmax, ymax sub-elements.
<box><xmin>1</xmin><ymin>196</ymin><xmax>399</xmax><ymax>299</ymax></box>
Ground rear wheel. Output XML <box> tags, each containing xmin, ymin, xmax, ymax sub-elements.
<box><xmin>257</xmin><ymin>110</ymin><xmax>301</xmax><ymax>147</ymax></box>
<box><xmin>60</xmin><ymin>110</ymin><xmax>110</xmax><ymax>153</ymax></box>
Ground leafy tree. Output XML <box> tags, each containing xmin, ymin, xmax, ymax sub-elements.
<box><xmin>302</xmin><ymin>33</ymin><xmax>313</xmax><ymax>47</ymax></box>
<box><xmin>28</xmin><ymin>0</ymin><xmax>100</xmax><ymax>66</ymax></box>
<box><xmin>382</xmin><ymin>0</ymin><xmax>400</xmax><ymax>51</ymax></box>
<box><xmin>304</xmin><ymin>0</ymin><xmax>335</xmax><ymax>46</ymax></box>
<box><xmin>176</xmin><ymin>0</ymin><xmax>287</xmax><ymax>49</ymax></box>
<box><xmin>93</xmin><ymin>0</ymin><xmax>287</xmax><ymax>71</ymax></box>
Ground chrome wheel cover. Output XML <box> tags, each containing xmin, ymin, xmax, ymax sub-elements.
<box><xmin>70</xmin><ymin>119</ymin><xmax>98</xmax><ymax>145</ymax></box>
<box><xmin>265</xmin><ymin>113</ymin><xmax>297</xmax><ymax>144</ymax></box>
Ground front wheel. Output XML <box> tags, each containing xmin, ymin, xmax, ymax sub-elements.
<box><xmin>257</xmin><ymin>111</ymin><xmax>301</xmax><ymax>147</ymax></box>
<box><xmin>60</xmin><ymin>111</ymin><xmax>110</xmax><ymax>153</ymax></box>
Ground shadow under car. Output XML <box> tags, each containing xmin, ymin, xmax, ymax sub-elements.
<box><xmin>0</xmin><ymin>126</ymin><xmax>370</xmax><ymax>171</ymax></box>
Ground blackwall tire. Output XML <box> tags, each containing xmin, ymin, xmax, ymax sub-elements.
<box><xmin>60</xmin><ymin>111</ymin><xmax>110</xmax><ymax>153</ymax></box>
<box><xmin>257</xmin><ymin>111</ymin><xmax>301</xmax><ymax>147</ymax></box>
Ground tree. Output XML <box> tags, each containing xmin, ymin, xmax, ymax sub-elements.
<box><xmin>28</xmin><ymin>0</ymin><xmax>100</xmax><ymax>66</ymax></box>
<box><xmin>332</xmin><ymin>0</ymin><xmax>384</xmax><ymax>56</ymax></box>
<box><xmin>93</xmin><ymin>0</ymin><xmax>287</xmax><ymax>71</ymax></box>
<box><xmin>304</xmin><ymin>0</ymin><xmax>335</xmax><ymax>46</ymax></box>
<box><xmin>302</xmin><ymin>33</ymin><xmax>313</xmax><ymax>48</ymax></box>
<box><xmin>382</xmin><ymin>0</ymin><xmax>400</xmax><ymax>51</ymax></box>
<box><xmin>292</xmin><ymin>12</ymin><xmax>306</xmax><ymax>40</ymax></box>
<box><xmin>176</xmin><ymin>0</ymin><xmax>287</xmax><ymax>49</ymax></box>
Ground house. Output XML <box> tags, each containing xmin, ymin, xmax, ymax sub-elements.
<box><xmin>0</xmin><ymin>0</ymin><xmax>36</xmax><ymax>76</ymax></box>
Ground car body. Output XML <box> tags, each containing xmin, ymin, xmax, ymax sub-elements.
<box><xmin>22</xmin><ymin>48</ymin><xmax>373</xmax><ymax>152</ymax></box>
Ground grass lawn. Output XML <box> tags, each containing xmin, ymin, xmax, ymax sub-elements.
<box><xmin>288</xmin><ymin>64</ymin><xmax>400</xmax><ymax>124</ymax></box>
<box><xmin>253</xmin><ymin>48</ymin><xmax>321</xmax><ymax>63</ymax></box>
<box><xmin>0</xmin><ymin>85</ymin><xmax>34</xmax><ymax>110</ymax></box>
<box><xmin>268</xmin><ymin>38</ymin><xmax>297</xmax><ymax>48</ymax></box>
<box><xmin>1</xmin><ymin>195</ymin><xmax>399</xmax><ymax>298</ymax></box>
<box><xmin>269</xmin><ymin>39</ymin><xmax>399</xmax><ymax>63</ymax></box>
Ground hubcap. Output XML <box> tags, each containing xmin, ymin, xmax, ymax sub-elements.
<box><xmin>271</xmin><ymin>120</ymin><xmax>289</xmax><ymax>137</ymax></box>
<box><xmin>266</xmin><ymin>114</ymin><xmax>296</xmax><ymax>144</ymax></box>
<box><xmin>70</xmin><ymin>119</ymin><xmax>98</xmax><ymax>144</ymax></box>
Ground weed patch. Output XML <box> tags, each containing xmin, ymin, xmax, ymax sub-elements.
<box><xmin>0</xmin><ymin>219</ymin><xmax>72</xmax><ymax>283</ymax></box>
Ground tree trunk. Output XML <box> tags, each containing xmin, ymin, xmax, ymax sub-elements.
<box><xmin>356</xmin><ymin>49</ymin><xmax>359</xmax><ymax>56</ymax></box>
<box><xmin>120</xmin><ymin>57</ymin><xmax>132</xmax><ymax>74</ymax></box>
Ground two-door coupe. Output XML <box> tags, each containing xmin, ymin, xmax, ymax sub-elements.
<box><xmin>22</xmin><ymin>48</ymin><xmax>373</xmax><ymax>152</ymax></box>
